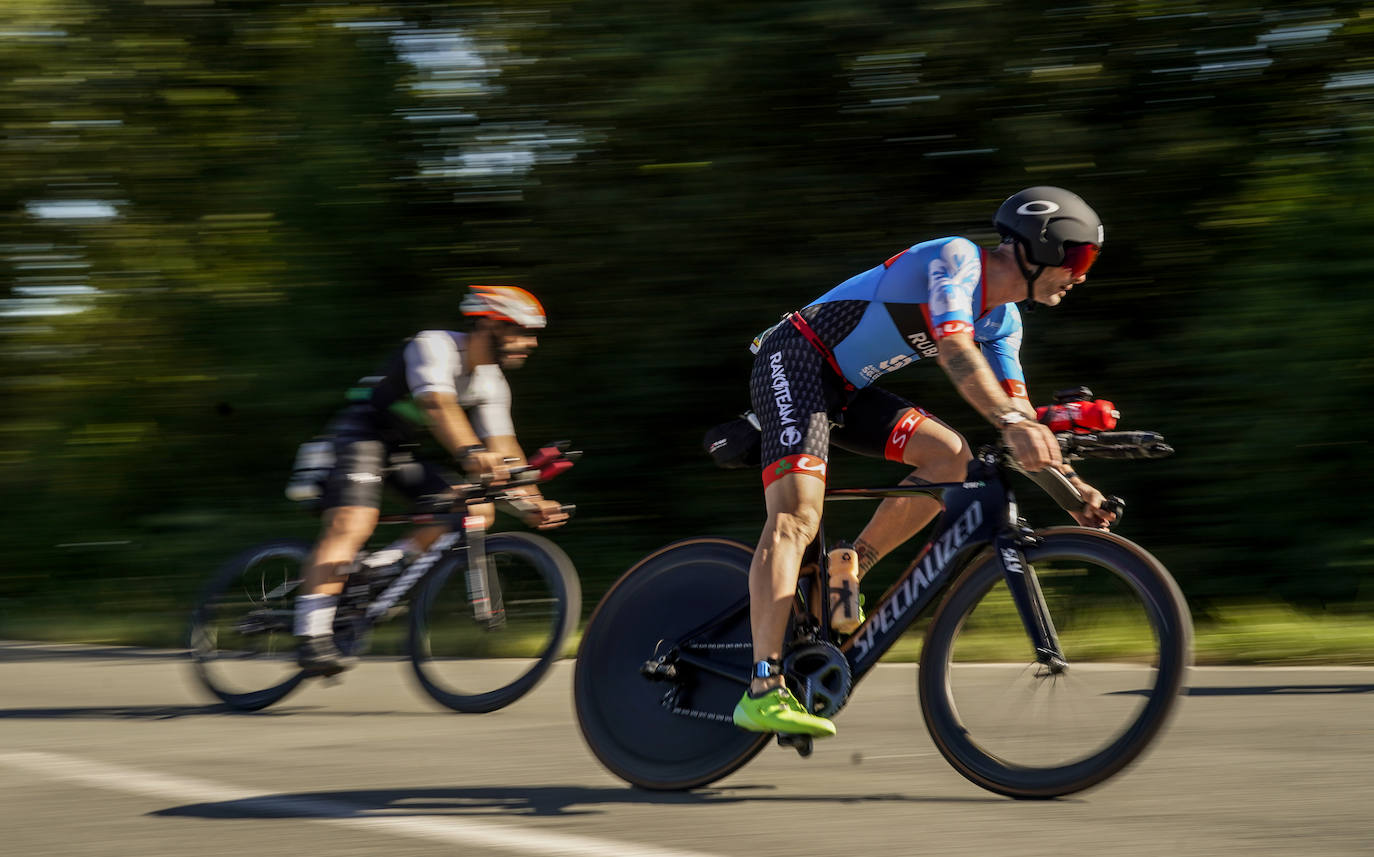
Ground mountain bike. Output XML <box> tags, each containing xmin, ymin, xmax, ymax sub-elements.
<box><xmin>574</xmin><ymin>430</ymin><xmax>1189</xmax><ymax>799</ymax></box>
<box><xmin>190</xmin><ymin>444</ymin><xmax>581</xmax><ymax>714</ymax></box>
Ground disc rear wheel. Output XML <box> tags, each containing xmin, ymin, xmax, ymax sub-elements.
<box><xmin>574</xmin><ymin>537</ymin><xmax>768</xmax><ymax>790</ymax></box>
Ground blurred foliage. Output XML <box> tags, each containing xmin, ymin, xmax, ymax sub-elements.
<box><xmin>2</xmin><ymin>0</ymin><xmax>1373</xmax><ymax>635</ymax></box>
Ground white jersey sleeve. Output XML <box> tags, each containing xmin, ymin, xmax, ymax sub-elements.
<box><xmin>404</xmin><ymin>330</ymin><xmax>465</xmax><ymax>397</ymax></box>
<box><xmin>402</xmin><ymin>330</ymin><xmax>515</xmax><ymax>440</ymax></box>
<box><xmin>462</xmin><ymin>364</ymin><xmax>515</xmax><ymax>439</ymax></box>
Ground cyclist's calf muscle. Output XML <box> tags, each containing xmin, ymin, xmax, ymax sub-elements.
<box><xmin>749</xmin><ymin>473</ymin><xmax>824</xmax><ymax>693</ymax></box>
<box><xmin>304</xmin><ymin>505</ymin><xmax>378</xmax><ymax>594</ymax></box>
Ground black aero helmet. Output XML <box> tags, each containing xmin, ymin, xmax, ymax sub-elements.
<box><xmin>994</xmin><ymin>186</ymin><xmax>1103</xmax><ymax>271</ymax></box>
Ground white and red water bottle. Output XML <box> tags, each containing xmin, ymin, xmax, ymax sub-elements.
<box><xmin>828</xmin><ymin>543</ymin><xmax>863</xmax><ymax>634</ymax></box>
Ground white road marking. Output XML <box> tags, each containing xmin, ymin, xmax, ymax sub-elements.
<box><xmin>0</xmin><ymin>751</ymin><xmax>724</xmax><ymax>857</ymax></box>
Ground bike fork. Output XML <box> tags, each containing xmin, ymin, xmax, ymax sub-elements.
<box><xmin>995</xmin><ymin>530</ymin><xmax>1066</xmax><ymax>672</ymax></box>
<box><xmin>462</xmin><ymin>516</ymin><xmax>506</xmax><ymax>629</ymax></box>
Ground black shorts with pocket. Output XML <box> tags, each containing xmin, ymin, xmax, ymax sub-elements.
<box><xmin>317</xmin><ymin>406</ymin><xmax>459</xmax><ymax>513</ymax></box>
<box><xmin>749</xmin><ymin>323</ymin><xmax>930</xmax><ymax>472</ymax></box>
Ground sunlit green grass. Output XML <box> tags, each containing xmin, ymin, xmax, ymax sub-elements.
<box><xmin>2</xmin><ymin>602</ymin><xmax>1372</xmax><ymax>665</ymax></box>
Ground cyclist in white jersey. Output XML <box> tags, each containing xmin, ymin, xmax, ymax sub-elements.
<box><xmin>292</xmin><ymin>285</ymin><xmax>567</xmax><ymax>675</ymax></box>
<box><xmin>733</xmin><ymin>187</ymin><xmax>1117</xmax><ymax>737</ymax></box>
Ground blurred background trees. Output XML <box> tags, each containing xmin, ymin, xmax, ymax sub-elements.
<box><xmin>2</xmin><ymin>0</ymin><xmax>1371</xmax><ymax>637</ymax></box>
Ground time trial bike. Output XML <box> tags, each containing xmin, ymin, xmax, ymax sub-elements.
<box><xmin>574</xmin><ymin>430</ymin><xmax>1189</xmax><ymax>799</ymax></box>
<box><xmin>190</xmin><ymin>444</ymin><xmax>581</xmax><ymax>714</ymax></box>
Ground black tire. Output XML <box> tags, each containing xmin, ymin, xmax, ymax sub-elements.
<box><xmin>189</xmin><ymin>539</ymin><xmax>310</xmax><ymax>711</ymax></box>
<box><xmin>574</xmin><ymin>537</ymin><xmax>769</xmax><ymax>790</ymax></box>
<box><xmin>409</xmin><ymin>531</ymin><xmax>580</xmax><ymax>713</ymax></box>
<box><xmin>918</xmin><ymin>528</ymin><xmax>1192</xmax><ymax>798</ymax></box>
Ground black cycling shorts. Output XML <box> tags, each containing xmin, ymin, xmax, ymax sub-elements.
<box><xmin>749</xmin><ymin>322</ymin><xmax>933</xmax><ymax>485</ymax></box>
<box><xmin>317</xmin><ymin>407</ymin><xmax>459</xmax><ymax>513</ymax></box>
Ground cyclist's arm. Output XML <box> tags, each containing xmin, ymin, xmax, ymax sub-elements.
<box><xmin>937</xmin><ymin>332</ymin><xmax>1035</xmax><ymax>423</ymax></box>
<box><xmin>1018</xmin><ymin>458</ymin><xmax>1114</xmax><ymax>529</ymax></box>
<box><xmin>483</xmin><ymin>434</ymin><xmax>526</xmax><ymax>468</ymax></box>
<box><xmin>978</xmin><ymin>317</ymin><xmax>1033</xmax><ymax>415</ymax></box>
<box><xmin>926</xmin><ymin>242</ymin><xmax>1040</xmax><ymax>429</ymax></box>
<box><xmin>405</xmin><ymin>332</ymin><xmax>507</xmax><ymax>477</ymax></box>
<box><xmin>415</xmin><ymin>392</ymin><xmax>490</xmax><ymax>466</ymax></box>
<box><xmin>936</xmin><ymin>332</ymin><xmax>1059</xmax><ymax>470</ymax></box>
<box><xmin>484</xmin><ymin>434</ymin><xmax>568</xmax><ymax>529</ymax></box>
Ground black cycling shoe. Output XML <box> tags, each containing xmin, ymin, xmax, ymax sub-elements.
<box><xmin>296</xmin><ymin>635</ymin><xmax>357</xmax><ymax>676</ymax></box>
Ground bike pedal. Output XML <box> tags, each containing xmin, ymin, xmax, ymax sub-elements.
<box><xmin>776</xmin><ymin>733</ymin><xmax>814</xmax><ymax>758</ymax></box>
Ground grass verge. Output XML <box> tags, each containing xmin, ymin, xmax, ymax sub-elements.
<box><xmin>1</xmin><ymin>601</ymin><xmax>1372</xmax><ymax>665</ymax></box>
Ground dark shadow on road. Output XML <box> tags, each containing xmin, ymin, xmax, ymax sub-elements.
<box><xmin>0</xmin><ymin>704</ymin><xmax>269</xmax><ymax>720</ymax></box>
<box><xmin>1112</xmin><ymin>683</ymin><xmax>1374</xmax><ymax>697</ymax></box>
<box><xmin>153</xmin><ymin>784</ymin><xmax>1005</xmax><ymax>819</ymax></box>
<box><xmin>0</xmin><ymin>704</ymin><xmax>448</xmax><ymax>720</ymax></box>
<box><xmin>1185</xmin><ymin>683</ymin><xmax>1374</xmax><ymax>696</ymax></box>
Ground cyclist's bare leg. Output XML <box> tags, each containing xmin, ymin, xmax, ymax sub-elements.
<box><xmin>401</xmin><ymin>501</ymin><xmax>491</xmax><ymax>555</ymax></box>
<box><xmin>407</xmin><ymin>523</ymin><xmax>447</xmax><ymax>552</ymax></box>
<box><xmin>302</xmin><ymin>505</ymin><xmax>380</xmax><ymax>596</ymax></box>
<box><xmin>852</xmin><ymin>419</ymin><xmax>971</xmax><ymax>575</ymax></box>
<box><xmin>465</xmin><ymin>501</ymin><xmax>496</xmax><ymax>531</ymax></box>
<box><xmin>748</xmin><ymin>472</ymin><xmax>825</xmax><ymax>695</ymax></box>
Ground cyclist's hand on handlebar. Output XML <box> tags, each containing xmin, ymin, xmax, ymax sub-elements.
<box><xmin>1069</xmin><ymin>480</ymin><xmax>1116</xmax><ymax>530</ymax></box>
<box><xmin>518</xmin><ymin>497</ymin><xmax>569</xmax><ymax>530</ymax></box>
<box><xmin>1001</xmin><ymin>420</ymin><xmax>1063</xmax><ymax>472</ymax></box>
<box><xmin>462</xmin><ymin>448</ymin><xmax>511</xmax><ymax>484</ymax></box>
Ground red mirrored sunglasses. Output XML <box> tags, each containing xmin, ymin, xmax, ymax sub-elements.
<box><xmin>1062</xmin><ymin>242</ymin><xmax>1100</xmax><ymax>278</ymax></box>
<box><xmin>1060</xmin><ymin>241</ymin><xmax>1104</xmax><ymax>277</ymax></box>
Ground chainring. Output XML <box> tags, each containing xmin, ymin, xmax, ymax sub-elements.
<box><xmin>783</xmin><ymin>641</ymin><xmax>852</xmax><ymax>717</ymax></box>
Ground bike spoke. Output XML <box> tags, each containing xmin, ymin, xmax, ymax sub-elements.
<box><xmin>190</xmin><ymin>541</ymin><xmax>309</xmax><ymax>709</ymax></box>
<box><xmin>921</xmin><ymin>531</ymin><xmax>1189</xmax><ymax>797</ymax></box>
<box><xmin>409</xmin><ymin>532</ymin><xmax>578</xmax><ymax>713</ymax></box>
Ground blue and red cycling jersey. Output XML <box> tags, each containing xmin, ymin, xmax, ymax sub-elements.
<box><xmin>773</xmin><ymin>237</ymin><xmax>1027</xmax><ymax>400</ymax></box>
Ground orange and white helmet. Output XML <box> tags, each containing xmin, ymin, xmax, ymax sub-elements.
<box><xmin>459</xmin><ymin>285</ymin><xmax>546</xmax><ymax>329</ymax></box>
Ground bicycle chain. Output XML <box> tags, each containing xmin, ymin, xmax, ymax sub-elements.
<box><xmin>666</xmin><ymin>698</ymin><xmax>735</xmax><ymax>724</ymax></box>
<box><xmin>660</xmin><ymin>687</ymin><xmax>736</xmax><ymax>724</ymax></box>
<box><xmin>661</xmin><ymin>641</ymin><xmax>750</xmax><ymax>723</ymax></box>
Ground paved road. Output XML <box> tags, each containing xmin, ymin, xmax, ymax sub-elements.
<box><xmin>2</xmin><ymin>642</ymin><xmax>1371</xmax><ymax>857</ymax></box>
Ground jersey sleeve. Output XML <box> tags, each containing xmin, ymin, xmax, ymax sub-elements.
<box><xmin>979</xmin><ymin>307</ymin><xmax>1028</xmax><ymax>400</ymax></box>
<box><xmin>926</xmin><ymin>238</ymin><xmax>982</xmax><ymax>340</ymax></box>
<box><xmin>404</xmin><ymin>330</ymin><xmax>463</xmax><ymax>397</ymax></box>
<box><xmin>465</xmin><ymin>365</ymin><xmax>515</xmax><ymax>439</ymax></box>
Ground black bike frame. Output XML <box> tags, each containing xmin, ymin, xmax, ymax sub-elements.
<box><xmin>361</xmin><ymin>511</ymin><xmax>495</xmax><ymax>625</ymax></box>
<box><xmin>830</xmin><ymin>453</ymin><xmax>1060</xmax><ymax>684</ymax></box>
<box><xmin>673</xmin><ymin>451</ymin><xmax>1060</xmax><ymax>692</ymax></box>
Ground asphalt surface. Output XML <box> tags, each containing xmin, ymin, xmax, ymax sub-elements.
<box><xmin>1</xmin><ymin>642</ymin><xmax>1372</xmax><ymax>857</ymax></box>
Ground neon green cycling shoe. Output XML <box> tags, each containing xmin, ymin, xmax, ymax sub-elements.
<box><xmin>733</xmin><ymin>687</ymin><xmax>837</xmax><ymax>737</ymax></box>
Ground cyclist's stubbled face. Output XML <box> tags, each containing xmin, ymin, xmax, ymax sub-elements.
<box><xmin>496</xmin><ymin>324</ymin><xmax>538</xmax><ymax>369</ymax></box>
<box><xmin>1014</xmin><ymin>242</ymin><xmax>1089</xmax><ymax>307</ymax></box>
<box><xmin>1032</xmin><ymin>264</ymin><xmax>1086</xmax><ymax>307</ymax></box>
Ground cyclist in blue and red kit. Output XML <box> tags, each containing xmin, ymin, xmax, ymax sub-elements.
<box><xmin>733</xmin><ymin>186</ymin><xmax>1118</xmax><ymax>737</ymax></box>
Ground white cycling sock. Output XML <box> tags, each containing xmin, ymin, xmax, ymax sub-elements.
<box><xmin>293</xmin><ymin>593</ymin><xmax>339</xmax><ymax>637</ymax></box>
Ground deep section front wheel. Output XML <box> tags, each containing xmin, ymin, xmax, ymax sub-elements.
<box><xmin>574</xmin><ymin>537</ymin><xmax>769</xmax><ymax>790</ymax></box>
<box><xmin>409</xmin><ymin>531</ymin><xmax>580</xmax><ymax>713</ymax></box>
<box><xmin>189</xmin><ymin>539</ymin><xmax>309</xmax><ymax>711</ymax></box>
<box><xmin>918</xmin><ymin>528</ymin><xmax>1192</xmax><ymax>798</ymax></box>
